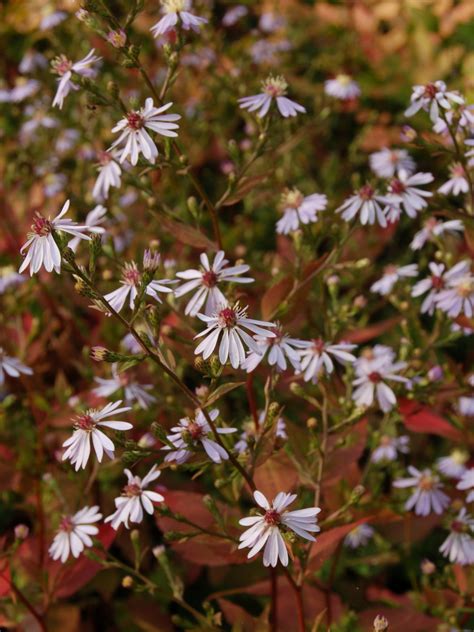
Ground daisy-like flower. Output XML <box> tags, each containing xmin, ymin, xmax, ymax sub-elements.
<box><xmin>0</xmin><ymin>267</ymin><xmax>26</xmax><ymax>294</ymax></box>
<box><xmin>242</xmin><ymin>325</ymin><xmax>306</xmax><ymax>372</ymax></box>
<box><xmin>49</xmin><ymin>506</ymin><xmax>102</xmax><ymax>563</ymax></box>
<box><xmin>405</xmin><ymin>81</ymin><xmax>464</xmax><ymax>123</ymax></box>
<box><xmin>438</xmin><ymin>163</ymin><xmax>469</xmax><ymax>196</ymax></box>
<box><xmin>439</xmin><ymin>508</ymin><xmax>474</xmax><ymax>565</ymax></box>
<box><xmin>393</xmin><ymin>466</ymin><xmax>450</xmax><ymax>516</ymax></box>
<box><xmin>93</xmin><ymin>364</ymin><xmax>157</xmax><ymax>410</ymax></box>
<box><xmin>238</xmin><ymin>75</ymin><xmax>306</xmax><ymax>119</ymax></box>
<box><xmin>19</xmin><ymin>200</ymin><xmax>91</xmax><ymax>276</ymax></box>
<box><xmin>371</xmin><ymin>435</ymin><xmax>410</xmax><ymax>463</ymax></box>
<box><xmin>109</xmin><ymin>98</ymin><xmax>180</xmax><ymax>166</ymax></box>
<box><xmin>0</xmin><ymin>348</ymin><xmax>32</xmax><ymax>385</ymax></box>
<box><xmin>62</xmin><ymin>401</ymin><xmax>132</xmax><ymax>471</ymax></box>
<box><xmin>352</xmin><ymin>347</ymin><xmax>408</xmax><ymax>412</ymax></box>
<box><xmin>194</xmin><ymin>303</ymin><xmax>276</xmax><ymax>369</ymax></box>
<box><xmin>297</xmin><ymin>339</ymin><xmax>357</xmax><ymax>382</ymax></box>
<box><xmin>344</xmin><ymin>524</ymin><xmax>375</xmax><ymax>548</ymax></box>
<box><xmin>336</xmin><ymin>183</ymin><xmax>388</xmax><ymax>227</ymax></box>
<box><xmin>385</xmin><ymin>170</ymin><xmax>433</xmax><ymax>218</ymax></box>
<box><xmin>370</xmin><ymin>263</ymin><xmax>418</xmax><ymax>296</ymax></box>
<box><xmin>459</xmin><ymin>396</ymin><xmax>474</xmax><ymax>417</ymax></box>
<box><xmin>457</xmin><ymin>469</ymin><xmax>474</xmax><ymax>503</ymax></box>
<box><xmin>150</xmin><ymin>0</ymin><xmax>207</xmax><ymax>38</ymax></box>
<box><xmin>235</xmin><ymin>415</ymin><xmax>287</xmax><ymax>453</ymax></box>
<box><xmin>40</xmin><ymin>10</ymin><xmax>67</xmax><ymax>31</ymax></box>
<box><xmin>238</xmin><ymin>490</ymin><xmax>321</xmax><ymax>567</ymax></box>
<box><xmin>105</xmin><ymin>466</ymin><xmax>164</xmax><ymax>529</ymax></box>
<box><xmin>324</xmin><ymin>74</ymin><xmax>360</xmax><ymax>101</ymax></box>
<box><xmin>175</xmin><ymin>251</ymin><xmax>253</xmax><ymax>317</ymax></box>
<box><xmin>412</xmin><ymin>261</ymin><xmax>469</xmax><ymax>315</ymax></box>
<box><xmin>275</xmin><ymin>188</ymin><xmax>327</xmax><ymax>235</ymax></box>
<box><xmin>410</xmin><ymin>217</ymin><xmax>463</xmax><ymax>250</ymax></box>
<box><xmin>51</xmin><ymin>49</ymin><xmax>101</xmax><ymax>109</ymax></box>
<box><xmin>68</xmin><ymin>205</ymin><xmax>106</xmax><ymax>252</ymax></box>
<box><xmin>436</xmin><ymin>450</ymin><xmax>469</xmax><ymax>479</ymax></box>
<box><xmin>435</xmin><ymin>266</ymin><xmax>474</xmax><ymax>318</ymax></box>
<box><xmin>163</xmin><ymin>408</ymin><xmax>236</xmax><ymax>464</ymax></box>
<box><xmin>369</xmin><ymin>148</ymin><xmax>415</xmax><ymax>179</ymax></box>
<box><xmin>104</xmin><ymin>260</ymin><xmax>174</xmax><ymax>313</ymax></box>
<box><xmin>92</xmin><ymin>151</ymin><xmax>122</xmax><ymax>201</ymax></box>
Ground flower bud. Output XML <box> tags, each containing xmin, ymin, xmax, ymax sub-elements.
<box><xmin>373</xmin><ymin>615</ymin><xmax>389</xmax><ymax>631</ymax></box>
<box><xmin>420</xmin><ymin>558</ymin><xmax>435</xmax><ymax>575</ymax></box>
<box><xmin>106</xmin><ymin>29</ymin><xmax>127</xmax><ymax>48</ymax></box>
<box><xmin>122</xmin><ymin>575</ymin><xmax>134</xmax><ymax>588</ymax></box>
<box><xmin>14</xmin><ymin>524</ymin><xmax>29</xmax><ymax>540</ymax></box>
<box><xmin>153</xmin><ymin>545</ymin><xmax>166</xmax><ymax>559</ymax></box>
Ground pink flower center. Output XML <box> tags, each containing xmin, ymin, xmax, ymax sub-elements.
<box><xmin>431</xmin><ymin>275</ymin><xmax>444</xmax><ymax>290</ymax></box>
<box><xmin>32</xmin><ymin>214</ymin><xmax>52</xmax><ymax>236</ymax></box>
<box><xmin>124</xmin><ymin>482</ymin><xmax>141</xmax><ymax>497</ymax></box>
<box><xmin>359</xmin><ymin>184</ymin><xmax>375</xmax><ymax>200</ymax></box>
<box><xmin>74</xmin><ymin>414</ymin><xmax>96</xmax><ymax>431</ymax></box>
<box><xmin>451</xmin><ymin>164</ymin><xmax>465</xmax><ymax>178</ymax></box>
<box><xmin>187</xmin><ymin>421</ymin><xmax>204</xmax><ymax>440</ymax></box>
<box><xmin>424</xmin><ymin>218</ymin><xmax>438</xmax><ymax>232</ymax></box>
<box><xmin>52</xmin><ymin>55</ymin><xmax>73</xmax><ymax>76</ymax></box>
<box><xmin>390</xmin><ymin>179</ymin><xmax>406</xmax><ymax>195</ymax></box>
<box><xmin>218</xmin><ymin>307</ymin><xmax>237</xmax><ymax>328</ymax></box>
<box><xmin>456</xmin><ymin>278</ymin><xmax>474</xmax><ymax>298</ymax></box>
<box><xmin>269</xmin><ymin>327</ymin><xmax>283</xmax><ymax>345</ymax></box>
<box><xmin>384</xmin><ymin>264</ymin><xmax>397</xmax><ymax>276</ymax></box>
<box><xmin>126</xmin><ymin>112</ymin><xmax>144</xmax><ymax>130</ymax></box>
<box><xmin>390</xmin><ymin>151</ymin><xmax>400</xmax><ymax>164</ymax></box>
<box><xmin>418</xmin><ymin>474</ymin><xmax>434</xmax><ymax>491</ymax></box>
<box><xmin>264</xmin><ymin>509</ymin><xmax>281</xmax><ymax>525</ymax></box>
<box><xmin>312</xmin><ymin>338</ymin><xmax>326</xmax><ymax>354</ymax></box>
<box><xmin>451</xmin><ymin>520</ymin><xmax>463</xmax><ymax>533</ymax></box>
<box><xmin>98</xmin><ymin>151</ymin><xmax>112</xmax><ymax>165</ymax></box>
<box><xmin>59</xmin><ymin>515</ymin><xmax>74</xmax><ymax>533</ymax></box>
<box><xmin>202</xmin><ymin>270</ymin><xmax>218</xmax><ymax>288</ymax></box>
<box><xmin>123</xmin><ymin>266</ymin><xmax>141</xmax><ymax>286</ymax></box>
<box><xmin>119</xmin><ymin>373</ymin><xmax>131</xmax><ymax>387</ymax></box>
<box><xmin>423</xmin><ymin>83</ymin><xmax>438</xmax><ymax>99</ymax></box>
<box><xmin>380</xmin><ymin>435</ymin><xmax>392</xmax><ymax>446</ymax></box>
<box><xmin>368</xmin><ymin>371</ymin><xmax>382</xmax><ymax>383</ymax></box>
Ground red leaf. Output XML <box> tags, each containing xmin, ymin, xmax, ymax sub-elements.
<box><xmin>307</xmin><ymin>518</ymin><xmax>370</xmax><ymax>571</ymax></box>
<box><xmin>0</xmin><ymin>562</ymin><xmax>11</xmax><ymax>598</ymax></box>
<box><xmin>261</xmin><ymin>276</ymin><xmax>293</xmax><ymax>320</ymax></box>
<box><xmin>398</xmin><ymin>398</ymin><xmax>464</xmax><ymax>441</ymax></box>
<box><xmin>342</xmin><ymin>316</ymin><xmax>402</xmax><ymax>344</ymax></box>
<box><xmin>254</xmin><ymin>453</ymin><xmax>299</xmax><ymax>499</ymax></box>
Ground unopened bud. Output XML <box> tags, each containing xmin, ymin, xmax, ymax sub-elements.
<box><xmin>90</xmin><ymin>346</ymin><xmax>108</xmax><ymax>361</ymax></box>
<box><xmin>306</xmin><ymin>417</ymin><xmax>317</xmax><ymax>429</ymax></box>
<box><xmin>289</xmin><ymin>382</ymin><xmax>305</xmax><ymax>397</ymax></box>
<box><xmin>143</xmin><ymin>249</ymin><xmax>161</xmax><ymax>272</ymax></box>
<box><xmin>153</xmin><ymin>545</ymin><xmax>166</xmax><ymax>559</ymax></box>
<box><xmin>130</xmin><ymin>529</ymin><xmax>140</xmax><ymax>543</ymax></box>
<box><xmin>14</xmin><ymin>524</ymin><xmax>29</xmax><ymax>540</ymax></box>
<box><xmin>122</xmin><ymin>575</ymin><xmax>134</xmax><ymax>588</ymax></box>
<box><xmin>420</xmin><ymin>558</ymin><xmax>435</xmax><ymax>575</ymax></box>
<box><xmin>373</xmin><ymin>615</ymin><xmax>389</xmax><ymax>631</ymax></box>
<box><xmin>106</xmin><ymin>29</ymin><xmax>127</xmax><ymax>48</ymax></box>
<box><xmin>350</xmin><ymin>485</ymin><xmax>365</xmax><ymax>503</ymax></box>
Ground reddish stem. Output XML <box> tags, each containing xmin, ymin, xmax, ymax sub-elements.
<box><xmin>270</xmin><ymin>568</ymin><xmax>278</xmax><ymax>631</ymax></box>
<box><xmin>282</xmin><ymin>567</ymin><xmax>305</xmax><ymax>632</ymax></box>
<box><xmin>9</xmin><ymin>577</ymin><xmax>47</xmax><ymax>632</ymax></box>
<box><xmin>246</xmin><ymin>374</ymin><xmax>259</xmax><ymax>430</ymax></box>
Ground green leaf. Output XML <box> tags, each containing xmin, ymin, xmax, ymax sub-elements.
<box><xmin>203</xmin><ymin>382</ymin><xmax>245</xmax><ymax>407</ymax></box>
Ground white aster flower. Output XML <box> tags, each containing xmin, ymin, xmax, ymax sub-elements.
<box><xmin>336</xmin><ymin>183</ymin><xmax>388</xmax><ymax>227</ymax></box>
<box><xmin>436</xmin><ymin>450</ymin><xmax>469</xmax><ymax>479</ymax></box>
<box><xmin>370</xmin><ymin>263</ymin><xmax>418</xmax><ymax>296</ymax></box>
<box><xmin>238</xmin><ymin>490</ymin><xmax>321</xmax><ymax>567</ymax></box>
<box><xmin>105</xmin><ymin>466</ymin><xmax>164</xmax><ymax>529</ymax></box>
<box><xmin>238</xmin><ymin>75</ymin><xmax>306</xmax><ymax>119</ymax></box>
<box><xmin>385</xmin><ymin>170</ymin><xmax>433</xmax><ymax>218</ymax></box>
<box><xmin>0</xmin><ymin>348</ymin><xmax>32</xmax><ymax>385</ymax></box>
<box><xmin>298</xmin><ymin>339</ymin><xmax>357</xmax><ymax>382</ymax></box>
<box><xmin>410</xmin><ymin>218</ymin><xmax>464</xmax><ymax>250</ymax></box>
<box><xmin>163</xmin><ymin>408</ymin><xmax>236</xmax><ymax>464</ymax></box>
<box><xmin>433</xmin><ymin>104</ymin><xmax>474</xmax><ymax>135</ymax></box>
<box><xmin>19</xmin><ymin>200</ymin><xmax>91</xmax><ymax>275</ymax></box>
<box><xmin>459</xmin><ymin>396</ymin><xmax>474</xmax><ymax>417</ymax></box>
<box><xmin>19</xmin><ymin>51</ymin><xmax>47</xmax><ymax>74</ymax></box>
<box><xmin>51</xmin><ymin>50</ymin><xmax>101</xmax><ymax>109</ymax></box>
<box><xmin>393</xmin><ymin>466</ymin><xmax>450</xmax><ymax>516</ymax></box>
<box><xmin>68</xmin><ymin>205</ymin><xmax>106</xmax><ymax>252</ymax></box>
<box><xmin>175</xmin><ymin>250</ymin><xmax>253</xmax><ymax>317</ymax></box>
<box><xmin>92</xmin><ymin>151</ymin><xmax>122</xmax><ymax>201</ymax></box>
<box><xmin>62</xmin><ymin>401</ymin><xmax>132</xmax><ymax>471</ymax></box>
<box><xmin>151</xmin><ymin>0</ymin><xmax>207</xmax><ymax>37</ymax></box>
<box><xmin>344</xmin><ymin>523</ymin><xmax>374</xmax><ymax>548</ymax></box>
<box><xmin>371</xmin><ymin>435</ymin><xmax>410</xmax><ymax>463</ymax></box>
<box><xmin>109</xmin><ymin>98</ymin><xmax>180</xmax><ymax>166</ymax></box>
<box><xmin>324</xmin><ymin>74</ymin><xmax>360</xmax><ymax>101</ymax></box>
<box><xmin>242</xmin><ymin>325</ymin><xmax>306</xmax><ymax>372</ymax></box>
<box><xmin>457</xmin><ymin>469</ymin><xmax>474</xmax><ymax>503</ymax></box>
<box><xmin>405</xmin><ymin>81</ymin><xmax>464</xmax><ymax>123</ymax></box>
<box><xmin>369</xmin><ymin>148</ymin><xmax>415</xmax><ymax>179</ymax></box>
<box><xmin>276</xmin><ymin>188</ymin><xmax>327</xmax><ymax>234</ymax></box>
<box><xmin>435</xmin><ymin>265</ymin><xmax>474</xmax><ymax>318</ymax></box>
<box><xmin>49</xmin><ymin>505</ymin><xmax>102</xmax><ymax>563</ymax></box>
<box><xmin>93</xmin><ymin>364</ymin><xmax>157</xmax><ymax>410</ymax></box>
<box><xmin>412</xmin><ymin>261</ymin><xmax>469</xmax><ymax>315</ymax></box>
<box><xmin>439</xmin><ymin>508</ymin><xmax>474</xmax><ymax>565</ymax></box>
<box><xmin>194</xmin><ymin>303</ymin><xmax>276</xmax><ymax>369</ymax></box>
<box><xmin>40</xmin><ymin>10</ymin><xmax>67</xmax><ymax>31</ymax></box>
<box><xmin>438</xmin><ymin>163</ymin><xmax>469</xmax><ymax>196</ymax></box>
<box><xmin>352</xmin><ymin>347</ymin><xmax>408</xmax><ymax>412</ymax></box>
<box><xmin>104</xmin><ymin>260</ymin><xmax>174</xmax><ymax>313</ymax></box>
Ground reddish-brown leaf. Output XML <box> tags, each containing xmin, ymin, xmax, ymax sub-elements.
<box><xmin>398</xmin><ymin>398</ymin><xmax>464</xmax><ymax>441</ymax></box>
<box><xmin>254</xmin><ymin>453</ymin><xmax>299</xmax><ymax>499</ymax></box>
<box><xmin>342</xmin><ymin>316</ymin><xmax>402</xmax><ymax>344</ymax></box>
<box><xmin>261</xmin><ymin>276</ymin><xmax>293</xmax><ymax>320</ymax></box>
<box><xmin>157</xmin><ymin>215</ymin><xmax>218</xmax><ymax>250</ymax></box>
<box><xmin>308</xmin><ymin>518</ymin><xmax>369</xmax><ymax>571</ymax></box>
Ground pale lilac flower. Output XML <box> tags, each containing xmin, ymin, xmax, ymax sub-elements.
<box><xmin>435</xmin><ymin>265</ymin><xmax>474</xmax><ymax>318</ymax></box>
<box><xmin>438</xmin><ymin>163</ymin><xmax>469</xmax><ymax>196</ymax></box>
<box><xmin>104</xmin><ymin>260</ymin><xmax>174</xmax><ymax>313</ymax></box>
<box><xmin>93</xmin><ymin>364</ymin><xmax>157</xmax><ymax>410</ymax></box>
<box><xmin>19</xmin><ymin>200</ymin><xmax>91</xmax><ymax>275</ymax></box>
<box><xmin>235</xmin><ymin>416</ymin><xmax>287</xmax><ymax>453</ymax></box>
<box><xmin>385</xmin><ymin>170</ymin><xmax>433</xmax><ymax>218</ymax></box>
<box><xmin>459</xmin><ymin>396</ymin><xmax>474</xmax><ymax>417</ymax></box>
<box><xmin>369</xmin><ymin>148</ymin><xmax>415</xmax><ymax>179</ymax></box>
<box><xmin>411</xmin><ymin>262</ymin><xmax>451</xmax><ymax>315</ymax></box>
<box><xmin>194</xmin><ymin>303</ymin><xmax>276</xmax><ymax>369</ymax></box>
<box><xmin>49</xmin><ymin>506</ymin><xmax>102</xmax><ymax>563</ymax></box>
<box><xmin>51</xmin><ymin>50</ymin><xmax>101</xmax><ymax>109</ymax></box>
<box><xmin>324</xmin><ymin>74</ymin><xmax>360</xmax><ymax>101</ymax></box>
<box><xmin>222</xmin><ymin>6</ymin><xmax>248</xmax><ymax>26</ymax></box>
<box><xmin>106</xmin><ymin>29</ymin><xmax>127</xmax><ymax>48</ymax></box>
<box><xmin>238</xmin><ymin>75</ymin><xmax>305</xmax><ymax>119</ymax></box>
<box><xmin>370</xmin><ymin>264</ymin><xmax>418</xmax><ymax>296</ymax></box>
<box><xmin>109</xmin><ymin>98</ymin><xmax>180</xmax><ymax>166</ymax></box>
<box><xmin>43</xmin><ymin>173</ymin><xmax>67</xmax><ymax>198</ymax></box>
<box><xmin>298</xmin><ymin>339</ymin><xmax>357</xmax><ymax>382</ymax></box>
<box><xmin>238</xmin><ymin>490</ymin><xmax>321</xmax><ymax>567</ymax></box>
<box><xmin>250</xmin><ymin>40</ymin><xmax>291</xmax><ymax>65</ymax></box>
<box><xmin>336</xmin><ymin>183</ymin><xmax>388</xmax><ymax>227</ymax></box>
<box><xmin>163</xmin><ymin>408</ymin><xmax>236</xmax><ymax>464</ymax></box>
<box><xmin>150</xmin><ymin>0</ymin><xmax>207</xmax><ymax>38</ymax></box>
<box><xmin>92</xmin><ymin>151</ymin><xmax>122</xmax><ymax>201</ymax></box>
<box><xmin>259</xmin><ymin>12</ymin><xmax>286</xmax><ymax>32</ymax></box>
<box><xmin>62</xmin><ymin>401</ymin><xmax>132</xmax><ymax>471</ymax></box>
<box><xmin>352</xmin><ymin>347</ymin><xmax>408</xmax><ymax>412</ymax></box>
<box><xmin>276</xmin><ymin>188</ymin><xmax>327</xmax><ymax>234</ymax></box>
<box><xmin>439</xmin><ymin>508</ymin><xmax>474</xmax><ymax>565</ymax></box>
<box><xmin>433</xmin><ymin>105</ymin><xmax>474</xmax><ymax>135</ymax></box>
<box><xmin>40</xmin><ymin>11</ymin><xmax>67</xmax><ymax>31</ymax></box>
<box><xmin>405</xmin><ymin>81</ymin><xmax>464</xmax><ymax>123</ymax></box>
<box><xmin>457</xmin><ymin>469</ymin><xmax>474</xmax><ymax>503</ymax></box>
<box><xmin>19</xmin><ymin>51</ymin><xmax>47</xmax><ymax>74</ymax></box>
<box><xmin>68</xmin><ymin>205</ymin><xmax>106</xmax><ymax>252</ymax></box>
<box><xmin>175</xmin><ymin>251</ymin><xmax>253</xmax><ymax>317</ymax></box>
<box><xmin>393</xmin><ymin>466</ymin><xmax>450</xmax><ymax>516</ymax></box>
<box><xmin>105</xmin><ymin>466</ymin><xmax>164</xmax><ymax>529</ymax></box>
<box><xmin>344</xmin><ymin>524</ymin><xmax>374</xmax><ymax>548</ymax></box>
<box><xmin>2</xmin><ymin>79</ymin><xmax>40</xmax><ymax>103</ymax></box>
<box><xmin>410</xmin><ymin>218</ymin><xmax>463</xmax><ymax>250</ymax></box>
<box><xmin>19</xmin><ymin>105</ymin><xmax>57</xmax><ymax>141</ymax></box>
<box><xmin>436</xmin><ymin>450</ymin><xmax>469</xmax><ymax>479</ymax></box>
<box><xmin>0</xmin><ymin>267</ymin><xmax>26</xmax><ymax>294</ymax></box>
<box><xmin>371</xmin><ymin>435</ymin><xmax>410</xmax><ymax>463</ymax></box>
<box><xmin>0</xmin><ymin>348</ymin><xmax>32</xmax><ymax>385</ymax></box>
<box><xmin>242</xmin><ymin>325</ymin><xmax>305</xmax><ymax>372</ymax></box>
